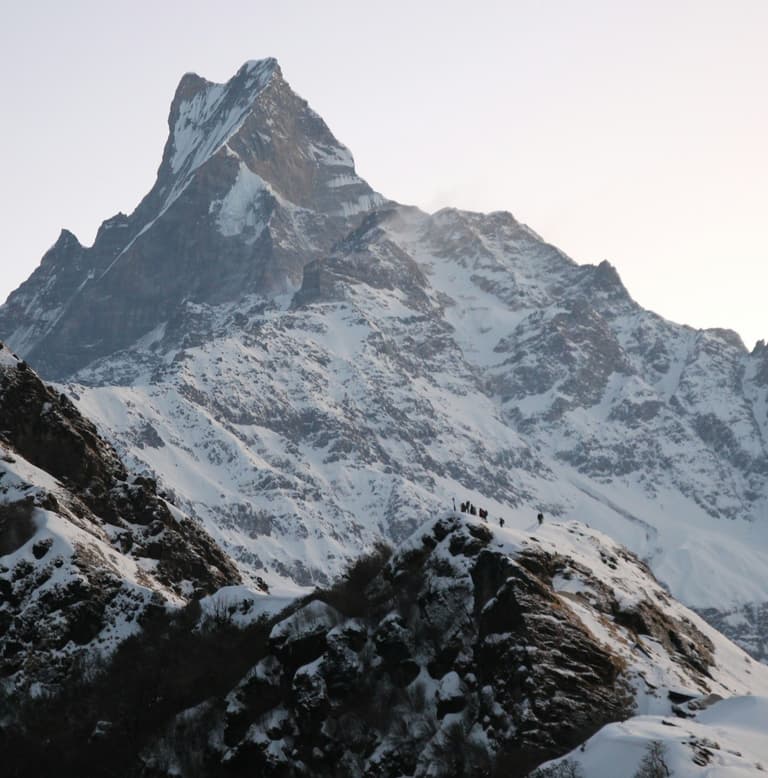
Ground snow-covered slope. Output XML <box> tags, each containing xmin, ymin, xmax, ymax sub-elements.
<box><xmin>540</xmin><ymin>696</ymin><xmax>768</xmax><ymax>777</ymax></box>
<box><xmin>1</xmin><ymin>61</ymin><xmax>768</xmax><ymax>661</ymax></box>
<box><xmin>56</xmin><ymin>204</ymin><xmax>768</xmax><ymax>659</ymax></box>
<box><xmin>0</xmin><ymin>343</ymin><xmax>241</xmax><ymax>692</ymax></box>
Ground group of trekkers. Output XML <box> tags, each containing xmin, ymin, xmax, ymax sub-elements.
<box><xmin>459</xmin><ymin>500</ymin><xmax>490</xmax><ymax>519</ymax></box>
<box><xmin>453</xmin><ymin>496</ymin><xmax>544</xmax><ymax>529</ymax></box>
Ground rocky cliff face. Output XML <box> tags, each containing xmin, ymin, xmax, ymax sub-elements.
<box><xmin>212</xmin><ymin>518</ymin><xmax>638</xmax><ymax>777</ymax></box>
<box><xmin>1</xmin><ymin>60</ymin><xmax>768</xmax><ymax>662</ymax></box>
<box><xmin>0</xmin><ymin>342</ymin><xmax>241</xmax><ymax>692</ymax></box>
<box><xmin>200</xmin><ymin>515</ymin><xmax>763</xmax><ymax>778</ymax></box>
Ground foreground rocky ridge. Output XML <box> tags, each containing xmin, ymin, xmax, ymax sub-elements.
<box><xmin>0</xmin><ymin>343</ymin><xmax>240</xmax><ymax>691</ymax></box>
<box><xmin>7</xmin><ymin>513</ymin><xmax>766</xmax><ymax>777</ymax></box>
<box><xmin>2</xmin><ymin>59</ymin><xmax>768</xmax><ymax>659</ymax></box>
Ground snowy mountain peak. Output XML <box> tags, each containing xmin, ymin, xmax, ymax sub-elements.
<box><xmin>237</xmin><ymin>56</ymin><xmax>280</xmax><ymax>77</ymax></box>
<box><xmin>0</xmin><ymin>58</ymin><xmax>383</xmax><ymax>378</ymax></box>
<box><xmin>154</xmin><ymin>57</ymin><xmax>379</xmax><ymax>217</ymax></box>
<box><xmin>162</xmin><ymin>57</ymin><xmax>280</xmax><ymax>181</ymax></box>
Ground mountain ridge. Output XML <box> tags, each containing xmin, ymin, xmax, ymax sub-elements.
<box><xmin>2</xmin><ymin>59</ymin><xmax>768</xmax><ymax>663</ymax></box>
<box><xmin>0</xmin><ymin>57</ymin><xmax>383</xmax><ymax>378</ymax></box>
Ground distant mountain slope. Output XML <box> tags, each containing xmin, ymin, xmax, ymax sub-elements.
<box><xmin>0</xmin><ymin>342</ymin><xmax>241</xmax><ymax>692</ymax></box>
<box><xmin>64</xmin><ymin>204</ymin><xmax>768</xmax><ymax>658</ymax></box>
<box><xmin>1</xmin><ymin>60</ymin><xmax>767</xmax><ymax>660</ymax></box>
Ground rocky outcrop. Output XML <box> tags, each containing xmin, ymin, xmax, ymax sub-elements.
<box><xmin>140</xmin><ymin>516</ymin><xmax>761</xmax><ymax>778</ymax></box>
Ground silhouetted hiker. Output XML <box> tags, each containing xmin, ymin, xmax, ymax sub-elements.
<box><xmin>499</xmin><ymin>517</ymin><xmax>505</xmax><ymax>528</ymax></box>
<box><xmin>537</xmin><ymin>512</ymin><xmax>544</xmax><ymax>526</ymax></box>
<box><xmin>470</xmin><ymin>504</ymin><xmax>477</xmax><ymax>516</ymax></box>
<box><xmin>460</xmin><ymin>501</ymin><xmax>467</xmax><ymax>513</ymax></box>
<box><xmin>479</xmin><ymin>508</ymin><xmax>488</xmax><ymax>520</ymax></box>
<box><xmin>452</xmin><ymin>497</ymin><xmax>456</xmax><ymax>512</ymax></box>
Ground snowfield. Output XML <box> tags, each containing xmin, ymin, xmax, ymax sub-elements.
<box><xmin>543</xmin><ymin>696</ymin><xmax>768</xmax><ymax>777</ymax></box>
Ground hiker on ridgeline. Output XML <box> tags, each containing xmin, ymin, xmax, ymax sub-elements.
<box><xmin>499</xmin><ymin>517</ymin><xmax>505</xmax><ymax>528</ymax></box>
<box><xmin>479</xmin><ymin>508</ymin><xmax>488</xmax><ymax>521</ymax></box>
<box><xmin>460</xmin><ymin>501</ymin><xmax>467</xmax><ymax>513</ymax></box>
<box><xmin>452</xmin><ymin>497</ymin><xmax>456</xmax><ymax>513</ymax></box>
<box><xmin>470</xmin><ymin>504</ymin><xmax>477</xmax><ymax>516</ymax></box>
<box><xmin>537</xmin><ymin>512</ymin><xmax>544</xmax><ymax>526</ymax></box>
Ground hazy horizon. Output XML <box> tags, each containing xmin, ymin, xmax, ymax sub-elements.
<box><xmin>2</xmin><ymin>0</ymin><xmax>766</xmax><ymax>348</ymax></box>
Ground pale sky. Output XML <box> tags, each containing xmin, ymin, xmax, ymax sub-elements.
<box><xmin>1</xmin><ymin>1</ymin><xmax>766</xmax><ymax>348</ymax></box>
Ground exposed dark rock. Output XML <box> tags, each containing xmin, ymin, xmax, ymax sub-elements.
<box><xmin>0</xmin><ymin>500</ymin><xmax>36</xmax><ymax>556</ymax></box>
